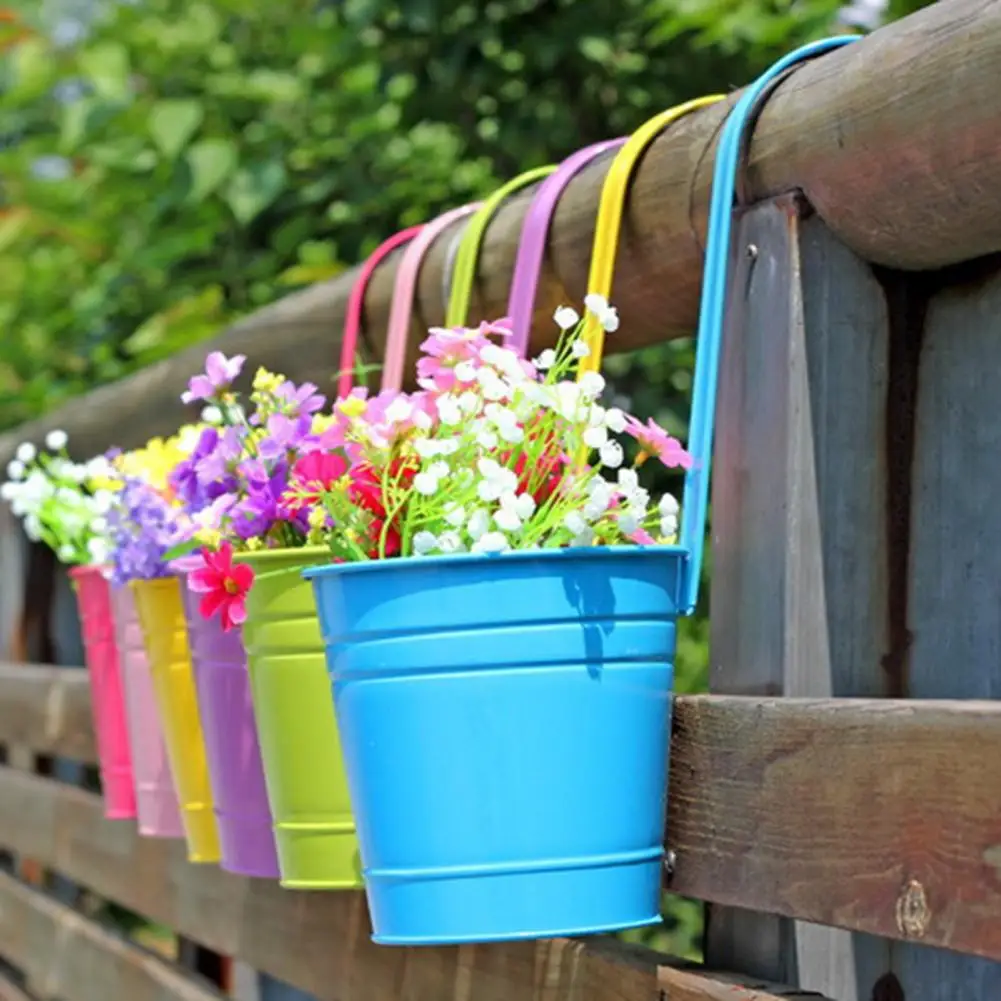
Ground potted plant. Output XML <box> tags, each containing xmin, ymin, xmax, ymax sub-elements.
<box><xmin>170</xmin><ymin>354</ymin><xmax>361</xmax><ymax>888</ymax></box>
<box><xmin>1</xmin><ymin>433</ymin><xmax>137</xmax><ymax>822</ymax></box>
<box><xmin>296</xmin><ymin>301</ymin><xmax>692</xmax><ymax>943</ymax></box>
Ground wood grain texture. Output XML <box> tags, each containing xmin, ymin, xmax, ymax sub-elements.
<box><xmin>0</xmin><ymin>873</ymin><xmax>223</xmax><ymax>1001</ymax></box>
<box><xmin>0</xmin><ymin>753</ymin><xmax>831</xmax><ymax>1001</ymax></box>
<box><xmin>2</xmin><ymin>0</ymin><xmax>1001</xmax><ymax>465</ymax></box>
<box><xmin>705</xmin><ymin>196</ymin><xmax>892</xmax><ymax>998</ymax></box>
<box><xmin>896</xmin><ymin>264</ymin><xmax>1001</xmax><ymax>997</ymax></box>
<box><xmin>668</xmin><ymin>697</ymin><xmax>1001</xmax><ymax>964</ymax></box>
<box><xmin>0</xmin><ymin>665</ymin><xmax>96</xmax><ymax>764</ymax></box>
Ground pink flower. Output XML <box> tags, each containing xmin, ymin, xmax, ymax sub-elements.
<box><xmin>188</xmin><ymin>543</ymin><xmax>254</xmax><ymax>632</ymax></box>
<box><xmin>623</xmin><ymin>417</ymin><xmax>692</xmax><ymax>469</ymax></box>
<box><xmin>286</xmin><ymin>451</ymin><xmax>347</xmax><ymax>513</ymax></box>
<box><xmin>181</xmin><ymin>351</ymin><xmax>246</xmax><ymax>404</ymax></box>
<box><xmin>417</xmin><ymin>326</ymin><xmax>493</xmax><ymax>392</ymax></box>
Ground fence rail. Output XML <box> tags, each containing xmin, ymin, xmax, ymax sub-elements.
<box><xmin>0</xmin><ymin>662</ymin><xmax>998</xmax><ymax>1000</ymax></box>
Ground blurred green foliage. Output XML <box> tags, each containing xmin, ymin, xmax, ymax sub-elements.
<box><xmin>0</xmin><ymin>0</ymin><xmax>933</xmax><ymax>964</ymax></box>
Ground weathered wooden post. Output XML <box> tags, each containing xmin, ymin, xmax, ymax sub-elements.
<box><xmin>704</xmin><ymin>192</ymin><xmax>1001</xmax><ymax>999</ymax></box>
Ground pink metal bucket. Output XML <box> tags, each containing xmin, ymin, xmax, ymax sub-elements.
<box><xmin>109</xmin><ymin>582</ymin><xmax>185</xmax><ymax>838</ymax></box>
<box><xmin>69</xmin><ymin>565</ymin><xmax>136</xmax><ymax>820</ymax></box>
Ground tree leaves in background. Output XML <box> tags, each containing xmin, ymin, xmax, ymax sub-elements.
<box><xmin>148</xmin><ymin>99</ymin><xmax>204</xmax><ymax>160</ymax></box>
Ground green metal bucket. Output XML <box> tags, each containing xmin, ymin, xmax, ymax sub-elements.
<box><xmin>235</xmin><ymin>547</ymin><xmax>362</xmax><ymax>889</ymax></box>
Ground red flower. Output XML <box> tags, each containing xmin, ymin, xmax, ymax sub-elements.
<box><xmin>188</xmin><ymin>542</ymin><xmax>254</xmax><ymax>633</ymax></box>
<box><xmin>287</xmin><ymin>450</ymin><xmax>347</xmax><ymax>514</ymax></box>
<box><xmin>347</xmin><ymin>458</ymin><xmax>416</xmax><ymax>558</ymax></box>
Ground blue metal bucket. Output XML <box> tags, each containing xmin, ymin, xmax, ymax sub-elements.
<box><xmin>306</xmin><ymin>546</ymin><xmax>683</xmax><ymax>943</ymax></box>
<box><xmin>305</xmin><ymin>35</ymin><xmax>862</xmax><ymax>945</ymax></box>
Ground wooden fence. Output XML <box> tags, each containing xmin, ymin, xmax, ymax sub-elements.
<box><xmin>1</xmin><ymin>1</ymin><xmax>1001</xmax><ymax>999</ymax></box>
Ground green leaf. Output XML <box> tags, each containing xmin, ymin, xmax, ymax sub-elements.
<box><xmin>78</xmin><ymin>42</ymin><xmax>131</xmax><ymax>102</ymax></box>
<box><xmin>185</xmin><ymin>138</ymin><xmax>237</xmax><ymax>201</ymax></box>
<box><xmin>9</xmin><ymin>38</ymin><xmax>55</xmax><ymax>102</ymax></box>
<box><xmin>161</xmin><ymin>538</ymin><xmax>202</xmax><ymax>563</ymax></box>
<box><xmin>149</xmin><ymin>100</ymin><xmax>205</xmax><ymax>160</ymax></box>
<box><xmin>224</xmin><ymin>161</ymin><xmax>286</xmax><ymax>224</ymax></box>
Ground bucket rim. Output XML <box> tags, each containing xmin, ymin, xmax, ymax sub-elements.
<box><xmin>232</xmin><ymin>544</ymin><xmax>330</xmax><ymax>570</ymax></box>
<box><xmin>68</xmin><ymin>563</ymin><xmax>110</xmax><ymax>581</ymax></box>
<box><xmin>303</xmin><ymin>543</ymin><xmax>688</xmax><ymax>582</ymax></box>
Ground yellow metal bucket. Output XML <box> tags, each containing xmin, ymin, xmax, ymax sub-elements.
<box><xmin>131</xmin><ymin>577</ymin><xmax>221</xmax><ymax>863</ymax></box>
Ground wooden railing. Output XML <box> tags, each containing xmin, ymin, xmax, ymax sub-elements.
<box><xmin>0</xmin><ymin>663</ymin><xmax>998</xmax><ymax>1001</ymax></box>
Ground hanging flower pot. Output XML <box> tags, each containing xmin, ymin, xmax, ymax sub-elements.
<box><xmin>109</xmin><ymin>582</ymin><xmax>185</xmax><ymax>839</ymax></box>
<box><xmin>181</xmin><ymin>571</ymin><xmax>279</xmax><ymax>878</ymax></box>
<box><xmin>235</xmin><ymin>547</ymin><xmax>361</xmax><ymax>889</ymax></box>
<box><xmin>131</xmin><ymin>576</ymin><xmax>221</xmax><ymax>863</ymax></box>
<box><xmin>68</xmin><ymin>564</ymin><xmax>136</xmax><ymax>820</ymax></box>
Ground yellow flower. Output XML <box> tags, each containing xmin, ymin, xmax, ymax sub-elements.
<box><xmin>252</xmin><ymin>367</ymin><xmax>284</xmax><ymax>394</ymax></box>
<box><xmin>337</xmin><ymin>395</ymin><xmax>367</xmax><ymax>419</ymax></box>
<box><xmin>307</xmin><ymin>507</ymin><xmax>327</xmax><ymax>531</ymax></box>
<box><xmin>116</xmin><ymin>424</ymin><xmax>204</xmax><ymax>493</ymax></box>
<box><xmin>195</xmin><ymin>527</ymin><xmax>222</xmax><ymax>548</ymax></box>
<box><xmin>311</xmin><ymin>413</ymin><xmax>335</xmax><ymax>434</ymax></box>
<box><xmin>244</xmin><ymin>536</ymin><xmax>264</xmax><ymax>551</ymax></box>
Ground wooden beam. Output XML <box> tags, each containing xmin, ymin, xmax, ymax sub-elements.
<box><xmin>0</xmin><ymin>691</ymin><xmax>998</xmax><ymax>964</ymax></box>
<box><xmin>2</xmin><ymin>0</ymin><xmax>1000</xmax><ymax>463</ymax></box>
<box><xmin>0</xmin><ymin>873</ymin><xmax>222</xmax><ymax>1001</ymax></box>
<box><xmin>0</xmin><ymin>665</ymin><xmax>96</xmax><ymax>765</ymax></box>
<box><xmin>0</xmin><ymin>765</ymin><xmax>828</xmax><ymax>1001</ymax></box>
<box><xmin>668</xmin><ymin>696</ymin><xmax>1001</xmax><ymax>965</ymax></box>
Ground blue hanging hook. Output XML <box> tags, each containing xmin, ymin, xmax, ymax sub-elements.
<box><xmin>679</xmin><ymin>35</ymin><xmax>860</xmax><ymax>616</ymax></box>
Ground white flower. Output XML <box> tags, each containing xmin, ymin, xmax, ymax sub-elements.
<box><xmin>16</xmin><ymin>443</ymin><xmax>36</xmax><ymax>464</ymax></box>
<box><xmin>493</xmin><ymin>491</ymin><xmax>536</xmax><ymax>532</ymax></box>
<box><xmin>6</xmin><ymin>460</ymin><xmax>25</xmax><ymax>481</ymax></box>
<box><xmin>618</xmin><ymin>468</ymin><xmax>639</xmax><ymax>493</ymax></box>
<box><xmin>444</xmin><ymin>503</ymin><xmax>466</xmax><ymax>528</ymax></box>
<box><xmin>414</xmin><ymin>438</ymin><xmax>440</xmax><ymax>459</ymax></box>
<box><xmin>563</xmin><ymin>511</ymin><xmax>587</xmax><ymax>536</ymax></box>
<box><xmin>583</xmin><ymin>425</ymin><xmax>608</xmax><ymax>449</ymax></box>
<box><xmin>436</xmin><ymin>394</ymin><xmax>463</xmax><ymax>425</ymax></box>
<box><xmin>413</xmin><ymin>409</ymin><xmax>433</xmax><ymax>431</ymax></box>
<box><xmin>91</xmin><ymin>516</ymin><xmax>107</xmax><ymax>534</ymax></box>
<box><xmin>659</xmin><ymin>494</ymin><xmax>680</xmax><ymax>517</ymax></box>
<box><xmin>554</xmin><ymin>306</ymin><xmax>580</xmax><ymax>330</ymax></box>
<box><xmin>437</xmin><ymin>530</ymin><xmax>464</xmax><ymax>553</ymax></box>
<box><xmin>87</xmin><ymin>537</ymin><xmax>109</xmax><ymax>564</ymax></box>
<box><xmin>587</xmin><ymin>404</ymin><xmax>606</xmax><ymax>427</ymax></box>
<box><xmin>604</xmin><ymin>407</ymin><xmax>627</xmax><ymax>433</ymax></box>
<box><xmin>58</xmin><ymin>544</ymin><xmax>75</xmax><ymax>562</ymax></box>
<box><xmin>578</xmin><ymin>371</ymin><xmax>606</xmax><ymax>401</ymax></box>
<box><xmin>484</xmin><ymin>403</ymin><xmax>524</xmax><ymax>444</ymax></box>
<box><xmin>618</xmin><ymin>511</ymin><xmax>639</xmax><ymax>536</ymax></box>
<box><xmin>45</xmin><ymin>429</ymin><xmax>68</xmax><ymax>451</ymax></box>
<box><xmin>385</xmin><ymin>396</ymin><xmax>414</xmax><ymax>424</ymax></box>
<box><xmin>416</xmin><ymin>472</ymin><xmax>444</xmax><ymax>496</ymax></box>
<box><xmin>93</xmin><ymin>490</ymin><xmax>115</xmax><ymax>514</ymax></box>
<box><xmin>571</xmin><ymin>339</ymin><xmax>590</xmax><ymax>359</ymax></box>
<box><xmin>85</xmin><ymin>456</ymin><xmax>113</xmax><ymax>481</ymax></box>
<box><xmin>24</xmin><ymin>513</ymin><xmax>42</xmax><ymax>541</ymax></box>
<box><xmin>476</xmin><ymin>428</ymin><xmax>499</xmax><ymax>450</ymax></box>
<box><xmin>660</xmin><ymin>514</ymin><xmax>679</xmax><ymax>538</ymax></box>
<box><xmin>476</xmin><ymin>458</ymin><xmax>518</xmax><ymax>502</ymax></box>
<box><xmin>454</xmin><ymin>360</ymin><xmax>478</xmax><ymax>383</ymax></box>
<box><xmin>458</xmin><ymin>391</ymin><xmax>480</xmax><ymax>415</ymax></box>
<box><xmin>476</xmin><ymin>366</ymin><xmax>510</xmax><ymax>401</ymax></box>
<box><xmin>599</xmin><ymin>441</ymin><xmax>624</xmax><ymax>468</ymax></box>
<box><xmin>534</xmin><ymin>349</ymin><xmax>557</xmax><ymax>370</ymax></box>
<box><xmin>549</xmin><ymin>381</ymin><xmax>582</xmax><ymax>421</ymax></box>
<box><xmin>0</xmin><ymin>483</ymin><xmax>15</xmax><ymax>501</ymax></box>
<box><xmin>584</xmin><ymin>478</ymin><xmax>612</xmax><ymax>519</ymax></box>
<box><xmin>467</xmin><ymin>508</ymin><xmax>490</xmax><ymax>541</ymax></box>
<box><xmin>413</xmin><ymin>530</ymin><xmax>438</xmax><ymax>555</ymax></box>
<box><xmin>200</xmin><ymin>406</ymin><xmax>223</xmax><ymax>425</ymax></box>
<box><xmin>471</xmin><ymin>530</ymin><xmax>510</xmax><ymax>554</ymax></box>
<box><xmin>584</xmin><ymin>292</ymin><xmax>620</xmax><ymax>333</ymax></box>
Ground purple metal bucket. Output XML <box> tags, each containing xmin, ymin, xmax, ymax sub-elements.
<box><xmin>182</xmin><ymin>576</ymin><xmax>279</xmax><ymax>878</ymax></box>
<box><xmin>109</xmin><ymin>583</ymin><xmax>185</xmax><ymax>838</ymax></box>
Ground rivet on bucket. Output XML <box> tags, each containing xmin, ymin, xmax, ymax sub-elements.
<box><xmin>109</xmin><ymin>583</ymin><xmax>185</xmax><ymax>839</ymax></box>
<box><xmin>182</xmin><ymin>577</ymin><xmax>280</xmax><ymax>879</ymax></box>
<box><xmin>131</xmin><ymin>577</ymin><xmax>221</xmax><ymax>863</ymax></box>
<box><xmin>236</xmin><ymin>548</ymin><xmax>362</xmax><ymax>890</ymax></box>
<box><xmin>69</xmin><ymin>565</ymin><xmax>136</xmax><ymax>821</ymax></box>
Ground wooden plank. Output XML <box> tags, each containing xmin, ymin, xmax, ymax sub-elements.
<box><xmin>0</xmin><ymin>666</ymin><xmax>96</xmax><ymax>766</ymax></box>
<box><xmin>705</xmin><ymin>195</ymin><xmax>893</xmax><ymax>998</ymax></box>
<box><xmin>668</xmin><ymin>696</ymin><xmax>1001</xmax><ymax>963</ymax></box>
<box><xmin>2</xmin><ymin>0</ymin><xmax>1001</xmax><ymax>464</ymax></box>
<box><xmin>896</xmin><ymin>261</ymin><xmax>1001</xmax><ymax>997</ymax></box>
<box><xmin>0</xmin><ymin>873</ymin><xmax>222</xmax><ymax>1001</ymax></box>
<box><xmin>0</xmin><ymin>763</ymin><xmax>830</xmax><ymax>1001</ymax></box>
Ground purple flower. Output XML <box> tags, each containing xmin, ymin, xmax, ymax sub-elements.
<box><xmin>275</xmin><ymin>380</ymin><xmax>325</xmax><ymax>416</ymax></box>
<box><xmin>181</xmin><ymin>351</ymin><xmax>246</xmax><ymax>404</ymax></box>
<box><xmin>196</xmin><ymin>426</ymin><xmax>243</xmax><ymax>484</ymax></box>
<box><xmin>258</xmin><ymin>414</ymin><xmax>318</xmax><ymax>461</ymax></box>
<box><xmin>229</xmin><ymin>462</ymin><xmax>289</xmax><ymax>539</ymax></box>
<box><xmin>107</xmin><ymin>477</ymin><xmax>191</xmax><ymax>586</ymax></box>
